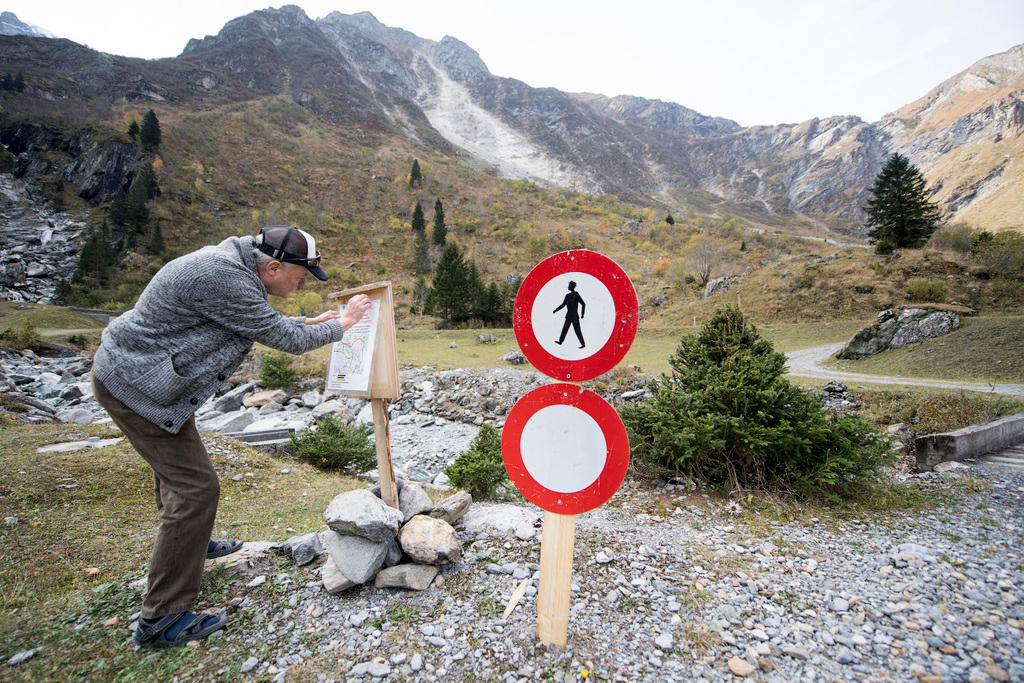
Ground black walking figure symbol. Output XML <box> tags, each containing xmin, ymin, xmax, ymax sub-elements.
<box><xmin>553</xmin><ymin>280</ymin><xmax>586</xmax><ymax>348</ymax></box>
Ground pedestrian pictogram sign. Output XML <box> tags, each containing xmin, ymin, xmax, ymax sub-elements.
<box><xmin>513</xmin><ymin>250</ymin><xmax>638</xmax><ymax>382</ymax></box>
<box><xmin>502</xmin><ymin>383</ymin><xmax>630</xmax><ymax>515</ymax></box>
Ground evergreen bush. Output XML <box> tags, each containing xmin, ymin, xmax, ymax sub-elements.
<box><xmin>259</xmin><ymin>352</ymin><xmax>297</xmax><ymax>387</ymax></box>
<box><xmin>445</xmin><ymin>424</ymin><xmax>509</xmax><ymax>499</ymax></box>
<box><xmin>620</xmin><ymin>306</ymin><xmax>891</xmax><ymax>498</ymax></box>
<box><xmin>289</xmin><ymin>415</ymin><xmax>375</xmax><ymax>473</ymax></box>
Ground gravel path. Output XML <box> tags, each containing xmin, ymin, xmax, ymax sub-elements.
<box><xmin>203</xmin><ymin>456</ymin><xmax>1023</xmax><ymax>683</ymax></box>
<box><xmin>785</xmin><ymin>344</ymin><xmax>1024</xmax><ymax>396</ymax></box>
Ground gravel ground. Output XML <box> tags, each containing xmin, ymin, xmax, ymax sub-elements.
<box><xmin>194</xmin><ymin>435</ymin><xmax>1024</xmax><ymax>683</ymax></box>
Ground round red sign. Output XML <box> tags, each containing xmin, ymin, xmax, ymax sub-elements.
<box><xmin>513</xmin><ymin>250</ymin><xmax>638</xmax><ymax>382</ymax></box>
<box><xmin>502</xmin><ymin>383</ymin><xmax>630</xmax><ymax>515</ymax></box>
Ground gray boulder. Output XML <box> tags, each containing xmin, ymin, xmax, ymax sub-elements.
<box><xmin>703</xmin><ymin>276</ymin><xmax>735</xmax><ymax>299</ymax></box>
<box><xmin>398</xmin><ymin>482</ymin><xmax>434</xmax><ymax>522</ymax></box>
<box><xmin>324</xmin><ymin>489</ymin><xmax>403</xmax><ymax>543</ymax></box>
<box><xmin>281</xmin><ymin>532</ymin><xmax>322</xmax><ymax>566</ymax></box>
<box><xmin>430</xmin><ymin>491</ymin><xmax>472</xmax><ymax>524</ymax></box>
<box><xmin>322</xmin><ymin>556</ymin><xmax>357</xmax><ymax>593</ymax></box>
<box><xmin>398</xmin><ymin>515</ymin><xmax>462</xmax><ymax>565</ymax></box>
<box><xmin>374</xmin><ymin>563</ymin><xmax>438</xmax><ymax>591</ymax></box>
<box><xmin>198</xmin><ymin>409</ymin><xmax>255</xmax><ymax>434</ymax></box>
<box><xmin>499</xmin><ymin>350</ymin><xmax>526</xmax><ymax>365</ymax></box>
<box><xmin>322</xmin><ymin>529</ymin><xmax>388</xmax><ymax>584</ymax></box>
<box><xmin>209</xmin><ymin>380</ymin><xmax>258</xmax><ymax>413</ymax></box>
<box><xmin>837</xmin><ymin>308</ymin><xmax>960</xmax><ymax>359</ymax></box>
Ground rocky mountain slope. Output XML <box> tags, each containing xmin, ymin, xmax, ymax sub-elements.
<box><xmin>1</xmin><ymin>5</ymin><xmax>1021</xmax><ymax>234</ymax></box>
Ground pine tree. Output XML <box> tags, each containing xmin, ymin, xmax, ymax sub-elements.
<box><xmin>425</xmin><ymin>242</ymin><xmax>470</xmax><ymax>324</ymax></box>
<box><xmin>665</xmin><ymin>213</ymin><xmax>675</xmax><ymax>225</ymax></box>
<box><xmin>411</xmin><ymin>201</ymin><xmax>425</xmax><ymax>234</ymax></box>
<box><xmin>864</xmin><ymin>153</ymin><xmax>941</xmax><ymax>250</ymax></box>
<box><xmin>140</xmin><ymin>110</ymin><xmax>162</xmax><ymax>152</ymax></box>
<box><xmin>136</xmin><ymin>163</ymin><xmax>160</xmax><ymax>199</ymax></box>
<box><xmin>13</xmin><ymin>72</ymin><xmax>24</xmax><ymax>92</ymax></box>
<box><xmin>432</xmin><ymin>198</ymin><xmax>447</xmax><ymax>246</ymax></box>
<box><xmin>1</xmin><ymin>73</ymin><xmax>13</xmax><ymax>91</ymax></box>
<box><xmin>127</xmin><ymin>120</ymin><xmax>140</xmax><ymax>140</ymax></box>
<box><xmin>125</xmin><ymin>180</ymin><xmax>150</xmax><ymax>230</ymax></box>
<box><xmin>408</xmin><ymin>159</ymin><xmax>422</xmax><ymax>187</ymax></box>
<box><xmin>108</xmin><ymin>188</ymin><xmax>129</xmax><ymax>225</ymax></box>
<box><xmin>413</xmin><ymin>229</ymin><xmax>430</xmax><ymax>275</ymax></box>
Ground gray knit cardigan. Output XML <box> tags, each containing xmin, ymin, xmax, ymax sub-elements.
<box><xmin>93</xmin><ymin>235</ymin><xmax>344</xmax><ymax>433</ymax></box>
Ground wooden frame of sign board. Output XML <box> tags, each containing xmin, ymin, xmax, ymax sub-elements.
<box><xmin>327</xmin><ymin>281</ymin><xmax>400</xmax><ymax>508</ymax></box>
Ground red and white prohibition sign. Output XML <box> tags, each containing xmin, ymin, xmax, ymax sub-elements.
<box><xmin>502</xmin><ymin>383</ymin><xmax>630</xmax><ymax>515</ymax></box>
<box><xmin>513</xmin><ymin>250</ymin><xmax>638</xmax><ymax>382</ymax></box>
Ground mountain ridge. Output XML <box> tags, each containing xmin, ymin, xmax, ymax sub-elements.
<box><xmin>1</xmin><ymin>5</ymin><xmax>1021</xmax><ymax>232</ymax></box>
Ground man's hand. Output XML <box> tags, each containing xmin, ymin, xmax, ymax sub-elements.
<box><xmin>304</xmin><ymin>310</ymin><xmax>340</xmax><ymax>325</ymax></box>
<box><xmin>338</xmin><ymin>294</ymin><xmax>372</xmax><ymax>331</ymax></box>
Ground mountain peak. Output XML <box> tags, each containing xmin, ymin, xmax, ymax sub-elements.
<box><xmin>0</xmin><ymin>11</ymin><xmax>56</xmax><ymax>38</ymax></box>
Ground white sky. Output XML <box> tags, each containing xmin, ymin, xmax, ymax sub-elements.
<box><xmin>6</xmin><ymin>1</ymin><xmax>1023</xmax><ymax>126</ymax></box>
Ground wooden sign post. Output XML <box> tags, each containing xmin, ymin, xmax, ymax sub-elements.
<box><xmin>327</xmin><ymin>282</ymin><xmax>400</xmax><ymax>509</ymax></box>
<box><xmin>503</xmin><ymin>251</ymin><xmax>637</xmax><ymax>646</ymax></box>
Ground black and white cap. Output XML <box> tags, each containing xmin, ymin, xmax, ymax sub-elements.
<box><xmin>255</xmin><ymin>226</ymin><xmax>327</xmax><ymax>281</ymax></box>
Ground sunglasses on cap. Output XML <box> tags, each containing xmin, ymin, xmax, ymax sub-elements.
<box><xmin>256</xmin><ymin>226</ymin><xmax>321</xmax><ymax>268</ymax></box>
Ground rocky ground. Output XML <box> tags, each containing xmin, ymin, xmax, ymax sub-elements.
<box><xmin>3</xmin><ymin>348</ymin><xmax>1023</xmax><ymax>681</ymax></box>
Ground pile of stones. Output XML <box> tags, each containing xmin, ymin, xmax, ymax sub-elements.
<box><xmin>279</xmin><ymin>483</ymin><xmax>471</xmax><ymax>593</ymax></box>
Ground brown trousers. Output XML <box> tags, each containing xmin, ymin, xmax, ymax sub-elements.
<box><xmin>92</xmin><ymin>374</ymin><xmax>219</xmax><ymax>618</ymax></box>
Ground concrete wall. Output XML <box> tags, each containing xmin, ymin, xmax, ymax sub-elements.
<box><xmin>916</xmin><ymin>412</ymin><xmax>1024</xmax><ymax>471</ymax></box>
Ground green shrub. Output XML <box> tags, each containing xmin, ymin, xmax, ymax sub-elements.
<box><xmin>976</xmin><ymin>231</ymin><xmax>1024</xmax><ymax>279</ymax></box>
<box><xmin>928</xmin><ymin>223</ymin><xmax>975</xmax><ymax>254</ymax></box>
<box><xmin>875</xmin><ymin>239</ymin><xmax>895</xmax><ymax>255</ymax></box>
<box><xmin>0</xmin><ymin>319</ymin><xmax>43</xmax><ymax>351</ymax></box>
<box><xmin>289</xmin><ymin>415</ymin><xmax>376</xmax><ymax>473</ymax></box>
<box><xmin>445</xmin><ymin>423</ymin><xmax>509</xmax><ymax>500</ymax></box>
<box><xmin>259</xmin><ymin>352</ymin><xmax>297</xmax><ymax>387</ymax></box>
<box><xmin>906</xmin><ymin>278</ymin><xmax>947</xmax><ymax>302</ymax></box>
<box><xmin>620</xmin><ymin>306</ymin><xmax>892</xmax><ymax>498</ymax></box>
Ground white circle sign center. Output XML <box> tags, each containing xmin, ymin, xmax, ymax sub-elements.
<box><xmin>530</xmin><ymin>271</ymin><xmax>615</xmax><ymax>361</ymax></box>
<box><xmin>520</xmin><ymin>404</ymin><xmax>607</xmax><ymax>493</ymax></box>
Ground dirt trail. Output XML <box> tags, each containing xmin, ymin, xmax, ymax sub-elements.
<box><xmin>785</xmin><ymin>343</ymin><xmax>1024</xmax><ymax>396</ymax></box>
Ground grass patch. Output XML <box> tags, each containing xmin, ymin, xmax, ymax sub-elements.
<box><xmin>0</xmin><ymin>301</ymin><xmax>104</xmax><ymax>337</ymax></box>
<box><xmin>856</xmin><ymin>388</ymin><xmax>1024</xmax><ymax>434</ymax></box>
<box><xmin>826</xmin><ymin>316</ymin><xmax>1024</xmax><ymax>384</ymax></box>
<box><xmin>0</xmin><ymin>422</ymin><xmax>363</xmax><ymax>680</ymax></box>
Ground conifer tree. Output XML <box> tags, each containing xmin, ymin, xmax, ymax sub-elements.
<box><xmin>1</xmin><ymin>73</ymin><xmax>13</xmax><ymax>91</ymax></box>
<box><xmin>140</xmin><ymin>109</ymin><xmax>161</xmax><ymax>152</ymax></box>
<box><xmin>424</xmin><ymin>242</ymin><xmax>470</xmax><ymax>324</ymax></box>
<box><xmin>432</xmin><ymin>198</ymin><xmax>447</xmax><ymax>245</ymax></box>
<box><xmin>665</xmin><ymin>213</ymin><xmax>675</xmax><ymax>225</ymax></box>
<box><xmin>411</xmin><ymin>201</ymin><xmax>425</xmax><ymax>234</ymax></box>
<box><xmin>413</xmin><ymin>229</ymin><xmax>430</xmax><ymax>275</ymax></box>
<box><xmin>412</xmin><ymin>276</ymin><xmax>428</xmax><ymax>313</ymax></box>
<box><xmin>408</xmin><ymin>159</ymin><xmax>422</xmax><ymax>187</ymax></box>
<box><xmin>136</xmin><ymin>163</ymin><xmax>160</xmax><ymax>199</ymax></box>
<box><xmin>13</xmin><ymin>72</ymin><xmax>24</xmax><ymax>92</ymax></box>
<box><xmin>864</xmin><ymin>153</ymin><xmax>941</xmax><ymax>250</ymax></box>
<box><xmin>127</xmin><ymin>120</ymin><xmax>140</xmax><ymax>140</ymax></box>
<box><xmin>108</xmin><ymin>188</ymin><xmax>129</xmax><ymax>225</ymax></box>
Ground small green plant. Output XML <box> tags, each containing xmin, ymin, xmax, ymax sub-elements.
<box><xmin>906</xmin><ymin>278</ymin><xmax>947</xmax><ymax>302</ymax></box>
<box><xmin>0</xmin><ymin>319</ymin><xmax>43</xmax><ymax>351</ymax></box>
<box><xmin>288</xmin><ymin>415</ymin><xmax>376</xmax><ymax>473</ymax></box>
<box><xmin>445</xmin><ymin>423</ymin><xmax>509</xmax><ymax>500</ymax></box>
<box><xmin>259</xmin><ymin>352</ymin><xmax>298</xmax><ymax>387</ymax></box>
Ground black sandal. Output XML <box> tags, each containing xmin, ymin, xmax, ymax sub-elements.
<box><xmin>206</xmin><ymin>539</ymin><xmax>243</xmax><ymax>559</ymax></box>
<box><xmin>134</xmin><ymin>611</ymin><xmax>225</xmax><ymax>648</ymax></box>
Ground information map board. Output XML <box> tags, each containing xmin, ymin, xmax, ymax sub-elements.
<box><xmin>326</xmin><ymin>282</ymin><xmax>399</xmax><ymax>399</ymax></box>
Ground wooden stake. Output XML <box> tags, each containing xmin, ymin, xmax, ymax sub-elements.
<box><xmin>536</xmin><ymin>511</ymin><xmax>576</xmax><ymax>646</ymax></box>
<box><xmin>371</xmin><ymin>398</ymin><xmax>398</xmax><ymax>509</ymax></box>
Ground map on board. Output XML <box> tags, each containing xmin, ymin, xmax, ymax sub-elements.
<box><xmin>326</xmin><ymin>296</ymin><xmax>380</xmax><ymax>395</ymax></box>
